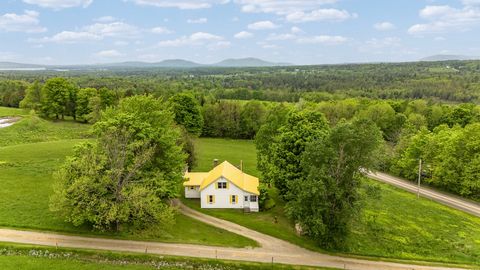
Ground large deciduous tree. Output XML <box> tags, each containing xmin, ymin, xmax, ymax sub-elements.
<box><xmin>75</xmin><ymin>87</ymin><xmax>98</xmax><ymax>122</ymax></box>
<box><xmin>269</xmin><ymin>110</ymin><xmax>329</xmax><ymax>197</ymax></box>
<box><xmin>50</xmin><ymin>95</ymin><xmax>186</xmax><ymax>231</ymax></box>
<box><xmin>19</xmin><ymin>81</ymin><xmax>42</xmax><ymax>111</ymax></box>
<box><xmin>239</xmin><ymin>100</ymin><xmax>267</xmax><ymax>139</ymax></box>
<box><xmin>255</xmin><ymin>103</ymin><xmax>291</xmax><ymax>185</ymax></box>
<box><xmin>286</xmin><ymin>118</ymin><xmax>382</xmax><ymax>247</ymax></box>
<box><xmin>169</xmin><ymin>93</ymin><xmax>204</xmax><ymax>136</ymax></box>
<box><xmin>41</xmin><ymin>78</ymin><xmax>77</xmax><ymax>120</ymax></box>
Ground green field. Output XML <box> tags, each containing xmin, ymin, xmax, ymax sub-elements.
<box><xmin>0</xmin><ymin>113</ymin><xmax>256</xmax><ymax>248</ymax></box>
<box><xmin>193</xmin><ymin>137</ymin><xmax>260</xmax><ymax>176</ymax></box>
<box><xmin>0</xmin><ymin>115</ymin><xmax>91</xmax><ymax>147</ymax></box>
<box><xmin>0</xmin><ymin>107</ymin><xmax>27</xmax><ymax>117</ymax></box>
<box><xmin>188</xmin><ymin>138</ymin><xmax>480</xmax><ymax>265</ymax></box>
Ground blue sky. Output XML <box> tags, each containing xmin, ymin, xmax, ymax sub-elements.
<box><xmin>0</xmin><ymin>0</ymin><xmax>479</xmax><ymax>65</ymax></box>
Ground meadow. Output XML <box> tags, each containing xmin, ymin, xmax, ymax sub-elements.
<box><xmin>0</xmin><ymin>111</ymin><xmax>256</xmax><ymax>248</ymax></box>
<box><xmin>186</xmin><ymin>138</ymin><xmax>480</xmax><ymax>266</ymax></box>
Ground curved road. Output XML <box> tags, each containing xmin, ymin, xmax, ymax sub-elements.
<box><xmin>0</xmin><ymin>200</ymin><xmax>466</xmax><ymax>270</ymax></box>
<box><xmin>366</xmin><ymin>171</ymin><xmax>480</xmax><ymax>217</ymax></box>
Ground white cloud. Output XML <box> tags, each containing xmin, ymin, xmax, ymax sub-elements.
<box><xmin>187</xmin><ymin>18</ymin><xmax>208</xmax><ymax>24</ymax></box>
<box><xmin>94</xmin><ymin>16</ymin><xmax>116</xmax><ymax>22</ymax></box>
<box><xmin>83</xmin><ymin>22</ymin><xmax>139</xmax><ymax>37</ymax></box>
<box><xmin>128</xmin><ymin>0</ymin><xmax>226</xmax><ymax>9</ymax></box>
<box><xmin>297</xmin><ymin>35</ymin><xmax>347</xmax><ymax>45</ymax></box>
<box><xmin>235</xmin><ymin>0</ymin><xmax>338</xmax><ymax>14</ymax></box>
<box><xmin>291</xmin><ymin>26</ymin><xmax>303</xmax><ymax>33</ymax></box>
<box><xmin>248</xmin><ymin>20</ymin><xmax>278</xmax><ymax>30</ymax></box>
<box><xmin>158</xmin><ymin>32</ymin><xmax>224</xmax><ymax>47</ymax></box>
<box><xmin>22</xmin><ymin>0</ymin><xmax>92</xmax><ymax>9</ymax></box>
<box><xmin>151</xmin><ymin>26</ymin><xmax>173</xmax><ymax>34</ymax></box>
<box><xmin>266</xmin><ymin>33</ymin><xmax>296</xmax><ymax>41</ymax></box>
<box><xmin>208</xmin><ymin>41</ymin><xmax>231</xmax><ymax>50</ymax></box>
<box><xmin>94</xmin><ymin>49</ymin><xmax>124</xmax><ymax>58</ymax></box>
<box><xmin>32</xmin><ymin>31</ymin><xmax>101</xmax><ymax>43</ymax></box>
<box><xmin>408</xmin><ymin>4</ymin><xmax>480</xmax><ymax>34</ymax></box>
<box><xmin>235</xmin><ymin>1</ymin><xmax>355</xmax><ymax>23</ymax></box>
<box><xmin>262</xmin><ymin>44</ymin><xmax>279</xmax><ymax>49</ymax></box>
<box><xmin>32</xmin><ymin>21</ymin><xmax>139</xmax><ymax>43</ymax></box>
<box><xmin>0</xmin><ymin>10</ymin><xmax>46</xmax><ymax>33</ymax></box>
<box><xmin>286</xmin><ymin>9</ymin><xmax>356</xmax><ymax>23</ymax></box>
<box><xmin>365</xmin><ymin>37</ymin><xmax>401</xmax><ymax>49</ymax></box>
<box><xmin>374</xmin><ymin>21</ymin><xmax>395</xmax><ymax>31</ymax></box>
<box><xmin>234</xmin><ymin>31</ymin><xmax>253</xmax><ymax>39</ymax></box>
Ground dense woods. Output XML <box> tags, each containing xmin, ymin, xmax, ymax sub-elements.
<box><xmin>1</xmin><ymin>60</ymin><xmax>480</xmax><ymax>107</ymax></box>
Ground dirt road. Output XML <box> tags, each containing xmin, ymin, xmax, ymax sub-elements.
<box><xmin>0</xmin><ymin>202</ymin><xmax>466</xmax><ymax>270</ymax></box>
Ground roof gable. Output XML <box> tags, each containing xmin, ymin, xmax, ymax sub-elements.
<box><xmin>184</xmin><ymin>161</ymin><xmax>259</xmax><ymax>195</ymax></box>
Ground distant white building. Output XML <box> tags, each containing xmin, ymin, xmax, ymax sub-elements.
<box><xmin>183</xmin><ymin>161</ymin><xmax>260</xmax><ymax>212</ymax></box>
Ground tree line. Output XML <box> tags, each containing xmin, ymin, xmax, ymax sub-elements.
<box><xmin>2</xmin><ymin>60</ymin><xmax>480</xmax><ymax>106</ymax></box>
<box><xmin>20</xmin><ymin>78</ymin><xmax>117</xmax><ymax>122</ymax></box>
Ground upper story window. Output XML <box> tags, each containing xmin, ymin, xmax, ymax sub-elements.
<box><xmin>217</xmin><ymin>182</ymin><xmax>227</xmax><ymax>189</ymax></box>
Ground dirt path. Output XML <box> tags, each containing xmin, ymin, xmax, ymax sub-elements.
<box><xmin>366</xmin><ymin>171</ymin><xmax>480</xmax><ymax>217</ymax></box>
<box><xmin>0</xmin><ymin>203</ymin><xmax>466</xmax><ymax>270</ymax></box>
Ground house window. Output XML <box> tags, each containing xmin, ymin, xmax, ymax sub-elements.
<box><xmin>250</xmin><ymin>195</ymin><xmax>257</xmax><ymax>202</ymax></box>
<box><xmin>217</xmin><ymin>182</ymin><xmax>227</xmax><ymax>189</ymax></box>
<box><xmin>244</xmin><ymin>196</ymin><xmax>249</xmax><ymax>202</ymax></box>
<box><xmin>189</xmin><ymin>186</ymin><xmax>195</xmax><ymax>190</ymax></box>
<box><xmin>208</xmin><ymin>195</ymin><xmax>215</xmax><ymax>204</ymax></box>
<box><xmin>231</xmin><ymin>195</ymin><xmax>237</xmax><ymax>204</ymax></box>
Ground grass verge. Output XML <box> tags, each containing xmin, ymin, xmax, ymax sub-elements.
<box><xmin>0</xmin><ymin>243</ymin><xmax>327</xmax><ymax>270</ymax></box>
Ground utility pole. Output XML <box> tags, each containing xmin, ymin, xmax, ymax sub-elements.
<box><xmin>417</xmin><ymin>159</ymin><xmax>422</xmax><ymax>199</ymax></box>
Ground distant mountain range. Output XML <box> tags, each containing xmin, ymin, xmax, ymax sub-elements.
<box><xmin>0</xmin><ymin>58</ymin><xmax>291</xmax><ymax>71</ymax></box>
<box><xmin>420</xmin><ymin>54</ymin><xmax>480</xmax><ymax>61</ymax></box>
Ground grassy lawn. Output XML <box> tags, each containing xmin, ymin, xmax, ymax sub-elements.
<box><xmin>0</xmin><ymin>107</ymin><xmax>28</xmax><ymax>117</ymax></box>
<box><xmin>189</xmin><ymin>137</ymin><xmax>480</xmax><ymax>265</ymax></box>
<box><xmin>0</xmin><ymin>243</ymin><xmax>324</xmax><ymax>270</ymax></box>
<box><xmin>0</xmin><ymin>139</ymin><xmax>256</xmax><ymax>248</ymax></box>
<box><xmin>193</xmin><ymin>137</ymin><xmax>260</xmax><ymax>176</ymax></box>
<box><xmin>0</xmin><ymin>116</ymin><xmax>91</xmax><ymax>147</ymax></box>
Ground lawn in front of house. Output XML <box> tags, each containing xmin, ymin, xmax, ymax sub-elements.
<box><xmin>0</xmin><ymin>138</ymin><xmax>256</xmax><ymax>248</ymax></box>
<box><xmin>189</xmin><ymin>137</ymin><xmax>480</xmax><ymax>266</ymax></box>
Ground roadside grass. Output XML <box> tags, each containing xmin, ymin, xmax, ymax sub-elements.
<box><xmin>0</xmin><ymin>139</ymin><xmax>256</xmax><ymax>248</ymax></box>
<box><xmin>0</xmin><ymin>243</ymin><xmax>326</xmax><ymax>270</ymax></box>
<box><xmin>188</xmin><ymin>137</ymin><xmax>480</xmax><ymax>266</ymax></box>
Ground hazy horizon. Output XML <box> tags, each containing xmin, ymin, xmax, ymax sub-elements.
<box><xmin>1</xmin><ymin>0</ymin><xmax>479</xmax><ymax>65</ymax></box>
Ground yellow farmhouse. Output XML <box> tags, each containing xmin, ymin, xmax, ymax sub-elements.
<box><xmin>183</xmin><ymin>161</ymin><xmax>260</xmax><ymax>212</ymax></box>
